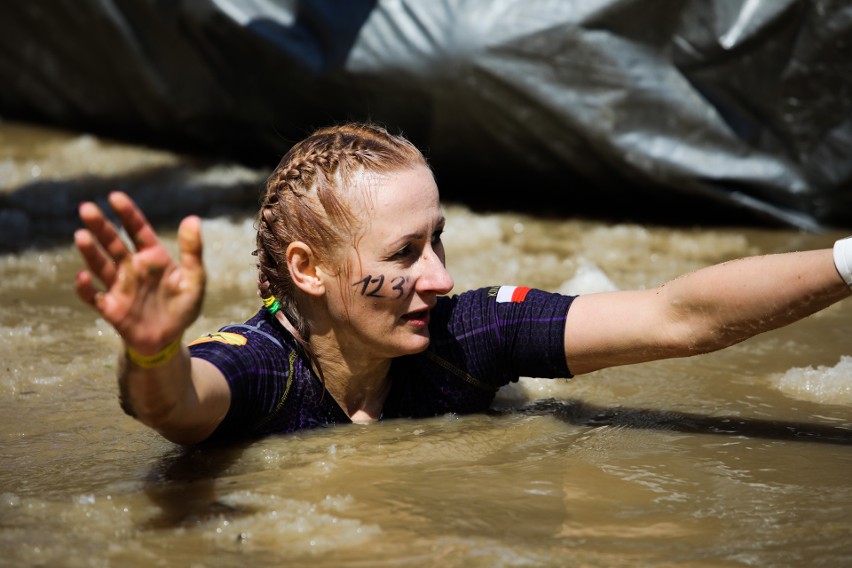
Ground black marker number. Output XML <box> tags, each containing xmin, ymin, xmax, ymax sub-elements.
<box><xmin>354</xmin><ymin>275</ymin><xmax>385</xmax><ymax>297</ymax></box>
<box><xmin>391</xmin><ymin>276</ymin><xmax>407</xmax><ymax>298</ymax></box>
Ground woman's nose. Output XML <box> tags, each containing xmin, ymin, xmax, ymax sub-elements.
<box><xmin>418</xmin><ymin>249</ymin><xmax>454</xmax><ymax>295</ymax></box>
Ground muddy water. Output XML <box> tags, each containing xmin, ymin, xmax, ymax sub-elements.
<box><xmin>2</xmin><ymin>123</ymin><xmax>852</xmax><ymax>567</ymax></box>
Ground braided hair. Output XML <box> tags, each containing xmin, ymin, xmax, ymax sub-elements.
<box><xmin>255</xmin><ymin>122</ymin><xmax>429</xmax><ymax>343</ymax></box>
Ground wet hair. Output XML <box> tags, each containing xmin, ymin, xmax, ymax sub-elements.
<box><xmin>255</xmin><ymin>122</ymin><xmax>429</xmax><ymax>341</ymax></box>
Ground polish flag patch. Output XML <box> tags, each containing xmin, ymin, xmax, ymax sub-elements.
<box><xmin>495</xmin><ymin>286</ymin><xmax>531</xmax><ymax>303</ymax></box>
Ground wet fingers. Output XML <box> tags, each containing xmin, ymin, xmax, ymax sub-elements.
<box><xmin>177</xmin><ymin>215</ymin><xmax>204</xmax><ymax>273</ymax></box>
<box><xmin>108</xmin><ymin>191</ymin><xmax>160</xmax><ymax>251</ymax></box>
<box><xmin>78</xmin><ymin>201</ymin><xmax>133</xmax><ymax>264</ymax></box>
<box><xmin>74</xmin><ymin>270</ymin><xmax>102</xmax><ymax>309</ymax></box>
<box><xmin>74</xmin><ymin>228</ymin><xmax>118</xmax><ymax>287</ymax></box>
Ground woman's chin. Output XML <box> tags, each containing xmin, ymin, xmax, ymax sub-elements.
<box><xmin>395</xmin><ymin>333</ymin><xmax>431</xmax><ymax>357</ymax></box>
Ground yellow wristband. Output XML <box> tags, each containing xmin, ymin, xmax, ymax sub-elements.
<box><xmin>126</xmin><ymin>338</ymin><xmax>182</xmax><ymax>369</ymax></box>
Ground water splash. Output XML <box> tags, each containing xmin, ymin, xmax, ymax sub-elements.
<box><xmin>774</xmin><ymin>356</ymin><xmax>852</xmax><ymax>406</ymax></box>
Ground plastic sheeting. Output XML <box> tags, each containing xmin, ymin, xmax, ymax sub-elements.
<box><xmin>1</xmin><ymin>0</ymin><xmax>851</xmax><ymax>230</ymax></box>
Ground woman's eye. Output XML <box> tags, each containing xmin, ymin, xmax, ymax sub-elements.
<box><xmin>393</xmin><ymin>245</ymin><xmax>412</xmax><ymax>258</ymax></box>
<box><xmin>431</xmin><ymin>229</ymin><xmax>444</xmax><ymax>244</ymax></box>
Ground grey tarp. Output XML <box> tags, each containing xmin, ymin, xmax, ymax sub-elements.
<box><xmin>1</xmin><ymin>0</ymin><xmax>851</xmax><ymax>230</ymax></box>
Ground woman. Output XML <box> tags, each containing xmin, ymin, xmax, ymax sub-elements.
<box><xmin>74</xmin><ymin>123</ymin><xmax>852</xmax><ymax>446</ymax></box>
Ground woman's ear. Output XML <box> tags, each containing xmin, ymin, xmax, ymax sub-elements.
<box><xmin>286</xmin><ymin>241</ymin><xmax>326</xmax><ymax>297</ymax></box>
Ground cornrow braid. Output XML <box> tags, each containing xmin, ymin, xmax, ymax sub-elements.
<box><xmin>255</xmin><ymin>121</ymin><xmax>428</xmax><ymax>349</ymax></box>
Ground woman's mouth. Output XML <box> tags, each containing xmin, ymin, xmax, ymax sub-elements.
<box><xmin>402</xmin><ymin>308</ymin><xmax>430</xmax><ymax>327</ymax></box>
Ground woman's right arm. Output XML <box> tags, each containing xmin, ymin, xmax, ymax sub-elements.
<box><xmin>563</xmin><ymin>247</ymin><xmax>850</xmax><ymax>375</ymax></box>
<box><xmin>75</xmin><ymin>191</ymin><xmax>230</xmax><ymax>445</ymax></box>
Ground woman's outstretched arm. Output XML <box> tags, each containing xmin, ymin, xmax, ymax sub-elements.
<box><xmin>75</xmin><ymin>191</ymin><xmax>229</xmax><ymax>444</ymax></box>
<box><xmin>564</xmin><ymin>247</ymin><xmax>851</xmax><ymax>375</ymax></box>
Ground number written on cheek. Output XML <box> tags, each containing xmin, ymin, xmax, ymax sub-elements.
<box><xmin>391</xmin><ymin>276</ymin><xmax>408</xmax><ymax>298</ymax></box>
<box><xmin>353</xmin><ymin>275</ymin><xmax>409</xmax><ymax>298</ymax></box>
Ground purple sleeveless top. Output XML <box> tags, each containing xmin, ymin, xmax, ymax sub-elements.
<box><xmin>189</xmin><ymin>286</ymin><xmax>575</xmax><ymax>441</ymax></box>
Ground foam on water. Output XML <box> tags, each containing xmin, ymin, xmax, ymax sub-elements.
<box><xmin>199</xmin><ymin>216</ymin><xmax>259</xmax><ymax>294</ymax></box>
<box><xmin>200</xmin><ymin>491</ymin><xmax>382</xmax><ymax>554</ymax></box>
<box><xmin>773</xmin><ymin>356</ymin><xmax>852</xmax><ymax>406</ymax></box>
<box><xmin>556</xmin><ymin>257</ymin><xmax>619</xmax><ymax>295</ymax></box>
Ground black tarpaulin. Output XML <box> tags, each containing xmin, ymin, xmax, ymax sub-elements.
<box><xmin>1</xmin><ymin>0</ymin><xmax>850</xmax><ymax>230</ymax></box>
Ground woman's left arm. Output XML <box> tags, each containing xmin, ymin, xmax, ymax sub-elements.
<box><xmin>564</xmin><ymin>247</ymin><xmax>851</xmax><ymax>375</ymax></box>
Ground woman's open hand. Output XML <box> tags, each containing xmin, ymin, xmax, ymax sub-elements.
<box><xmin>74</xmin><ymin>191</ymin><xmax>206</xmax><ymax>355</ymax></box>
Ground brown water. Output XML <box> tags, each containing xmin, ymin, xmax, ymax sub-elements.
<box><xmin>2</xmin><ymin>123</ymin><xmax>852</xmax><ymax>567</ymax></box>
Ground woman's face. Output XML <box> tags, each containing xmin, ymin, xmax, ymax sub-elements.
<box><xmin>321</xmin><ymin>165</ymin><xmax>454</xmax><ymax>359</ymax></box>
